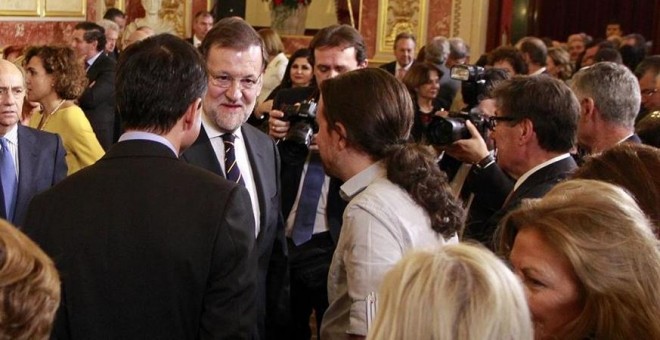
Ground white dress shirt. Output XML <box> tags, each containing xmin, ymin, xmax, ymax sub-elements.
<box><xmin>2</xmin><ymin>124</ymin><xmax>19</xmax><ymax>176</ymax></box>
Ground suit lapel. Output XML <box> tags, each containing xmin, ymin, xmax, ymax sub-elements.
<box><xmin>241</xmin><ymin>125</ymin><xmax>268</xmax><ymax>240</ymax></box>
<box><xmin>507</xmin><ymin>156</ymin><xmax>577</xmax><ymax>206</ymax></box>
<box><xmin>182</xmin><ymin>126</ymin><xmax>223</xmax><ymax>176</ymax></box>
<box><xmin>15</xmin><ymin>126</ymin><xmax>38</xmax><ymax>216</ymax></box>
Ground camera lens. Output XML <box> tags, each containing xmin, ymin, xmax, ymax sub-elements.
<box><xmin>426</xmin><ymin>117</ymin><xmax>469</xmax><ymax>145</ymax></box>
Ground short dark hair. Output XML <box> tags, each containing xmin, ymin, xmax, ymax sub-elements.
<box><xmin>199</xmin><ymin>17</ymin><xmax>266</xmax><ymax>72</ymax></box>
<box><xmin>24</xmin><ymin>45</ymin><xmax>88</xmax><ymax>100</ymax></box>
<box><xmin>402</xmin><ymin>62</ymin><xmax>443</xmax><ymax>94</ymax></box>
<box><xmin>634</xmin><ymin>55</ymin><xmax>660</xmax><ymax>78</ymax></box>
<box><xmin>74</xmin><ymin>22</ymin><xmax>106</xmax><ymax>53</ymax></box>
<box><xmin>194</xmin><ymin>10</ymin><xmax>213</xmax><ymax>21</ymax></box>
<box><xmin>488</xmin><ymin>46</ymin><xmax>527</xmax><ymax>75</ymax></box>
<box><xmin>394</xmin><ymin>32</ymin><xmax>416</xmax><ymax>47</ymax></box>
<box><xmin>309</xmin><ymin>24</ymin><xmax>367</xmax><ymax>66</ymax></box>
<box><xmin>116</xmin><ymin>34</ymin><xmax>207</xmax><ymax>134</ymax></box>
<box><xmin>103</xmin><ymin>8</ymin><xmax>125</xmax><ymax>21</ymax></box>
<box><xmin>320</xmin><ymin>68</ymin><xmax>464</xmax><ymax>238</ymax></box>
<box><xmin>492</xmin><ymin>75</ymin><xmax>578</xmax><ymax>153</ymax></box>
<box><xmin>518</xmin><ymin>36</ymin><xmax>547</xmax><ymax>66</ymax></box>
<box><xmin>594</xmin><ymin>48</ymin><xmax>622</xmax><ymax>64</ymax></box>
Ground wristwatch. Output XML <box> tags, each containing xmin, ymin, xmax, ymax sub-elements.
<box><xmin>474</xmin><ymin>154</ymin><xmax>495</xmax><ymax>170</ymax></box>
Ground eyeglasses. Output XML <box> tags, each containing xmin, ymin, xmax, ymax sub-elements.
<box><xmin>209</xmin><ymin>73</ymin><xmax>262</xmax><ymax>90</ymax></box>
<box><xmin>489</xmin><ymin>116</ymin><xmax>519</xmax><ymax>130</ymax></box>
<box><xmin>641</xmin><ymin>88</ymin><xmax>658</xmax><ymax>97</ymax></box>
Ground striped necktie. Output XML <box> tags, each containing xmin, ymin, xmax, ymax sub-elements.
<box><xmin>221</xmin><ymin>134</ymin><xmax>244</xmax><ymax>186</ymax></box>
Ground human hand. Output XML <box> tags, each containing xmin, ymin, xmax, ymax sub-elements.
<box><xmin>268</xmin><ymin>109</ymin><xmax>290</xmax><ymax>139</ymax></box>
<box><xmin>444</xmin><ymin>120</ymin><xmax>490</xmax><ymax>163</ymax></box>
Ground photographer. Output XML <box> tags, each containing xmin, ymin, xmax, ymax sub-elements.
<box><xmin>267</xmin><ymin>24</ymin><xmax>368</xmax><ymax>339</ymax></box>
<box><xmin>431</xmin><ymin>67</ymin><xmax>513</xmax><ymax>245</ymax></box>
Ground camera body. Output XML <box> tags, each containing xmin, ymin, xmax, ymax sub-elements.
<box><xmin>425</xmin><ymin>111</ymin><xmax>494</xmax><ymax>146</ymax></box>
<box><xmin>451</xmin><ymin>64</ymin><xmax>487</xmax><ymax>108</ymax></box>
<box><xmin>279</xmin><ymin>100</ymin><xmax>318</xmax><ymax>155</ymax></box>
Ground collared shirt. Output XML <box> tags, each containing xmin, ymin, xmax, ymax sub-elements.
<box><xmin>529</xmin><ymin>66</ymin><xmax>547</xmax><ymax>76</ymax></box>
<box><xmin>2</xmin><ymin>124</ymin><xmax>19</xmax><ymax>176</ymax></box>
<box><xmin>285</xmin><ymin>153</ymin><xmax>330</xmax><ymax>237</ymax></box>
<box><xmin>193</xmin><ymin>35</ymin><xmax>202</xmax><ymax>48</ymax></box>
<box><xmin>321</xmin><ymin>161</ymin><xmax>458</xmax><ymax>338</ymax></box>
<box><xmin>118</xmin><ymin>131</ymin><xmax>178</xmax><ymax>156</ymax></box>
<box><xmin>86</xmin><ymin>51</ymin><xmax>103</xmax><ymax>70</ymax></box>
<box><xmin>202</xmin><ymin>115</ymin><xmax>261</xmax><ymax>236</ymax></box>
<box><xmin>617</xmin><ymin>133</ymin><xmax>635</xmax><ymax>145</ymax></box>
<box><xmin>513</xmin><ymin>153</ymin><xmax>571</xmax><ymax>192</ymax></box>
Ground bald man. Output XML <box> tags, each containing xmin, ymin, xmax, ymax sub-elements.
<box><xmin>0</xmin><ymin>60</ymin><xmax>66</xmax><ymax>226</ymax></box>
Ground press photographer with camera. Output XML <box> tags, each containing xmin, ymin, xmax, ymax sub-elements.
<box><xmin>267</xmin><ymin>24</ymin><xmax>368</xmax><ymax>339</ymax></box>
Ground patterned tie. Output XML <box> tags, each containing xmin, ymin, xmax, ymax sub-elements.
<box><xmin>0</xmin><ymin>138</ymin><xmax>17</xmax><ymax>222</ymax></box>
<box><xmin>291</xmin><ymin>153</ymin><xmax>325</xmax><ymax>246</ymax></box>
<box><xmin>221</xmin><ymin>134</ymin><xmax>245</xmax><ymax>186</ymax></box>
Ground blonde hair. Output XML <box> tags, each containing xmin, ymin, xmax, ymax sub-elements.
<box><xmin>257</xmin><ymin>28</ymin><xmax>284</xmax><ymax>58</ymax></box>
<box><xmin>367</xmin><ymin>244</ymin><xmax>533</xmax><ymax>340</ymax></box>
<box><xmin>498</xmin><ymin>179</ymin><xmax>660</xmax><ymax>339</ymax></box>
<box><xmin>0</xmin><ymin>220</ymin><xmax>60</xmax><ymax>339</ymax></box>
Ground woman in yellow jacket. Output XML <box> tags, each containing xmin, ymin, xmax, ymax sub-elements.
<box><xmin>24</xmin><ymin>45</ymin><xmax>104</xmax><ymax>175</ymax></box>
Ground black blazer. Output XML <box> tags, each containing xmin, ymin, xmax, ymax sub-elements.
<box><xmin>181</xmin><ymin>124</ymin><xmax>287</xmax><ymax>339</ymax></box>
<box><xmin>0</xmin><ymin>125</ymin><xmax>67</xmax><ymax>227</ymax></box>
<box><xmin>79</xmin><ymin>53</ymin><xmax>116</xmax><ymax>150</ymax></box>
<box><xmin>379</xmin><ymin>61</ymin><xmax>397</xmax><ymax>76</ymax></box>
<box><xmin>24</xmin><ymin>140</ymin><xmax>257</xmax><ymax>339</ymax></box>
<box><xmin>479</xmin><ymin>156</ymin><xmax>578</xmax><ymax>248</ymax></box>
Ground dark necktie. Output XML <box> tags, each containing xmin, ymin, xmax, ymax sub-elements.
<box><xmin>291</xmin><ymin>153</ymin><xmax>325</xmax><ymax>246</ymax></box>
<box><xmin>221</xmin><ymin>134</ymin><xmax>245</xmax><ymax>186</ymax></box>
<box><xmin>0</xmin><ymin>138</ymin><xmax>17</xmax><ymax>222</ymax></box>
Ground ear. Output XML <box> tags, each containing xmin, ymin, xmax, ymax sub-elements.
<box><xmin>334</xmin><ymin>121</ymin><xmax>349</xmax><ymax>151</ymax></box>
<box><xmin>182</xmin><ymin>97</ymin><xmax>202</xmax><ymax>130</ymax></box>
<box><xmin>581</xmin><ymin>97</ymin><xmax>597</xmax><ymax>121</ymax></box>
<box><xmin>358</xmin><ymin>59</ymin><xmax>369</xmax><ymax>69</ymax></box>
<box><xmin>518</xmin><ymin>118</ymin><xmax>535</xmax><ymax>145</ymax></box>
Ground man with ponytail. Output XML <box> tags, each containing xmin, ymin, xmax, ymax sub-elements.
<box><xmin>317</xmin><ymin>68</ymin><xmax>465</xmax><ymax>339</ymax></box>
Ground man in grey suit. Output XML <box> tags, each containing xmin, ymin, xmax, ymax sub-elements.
<box><xmin>181</xmin><ymin>17</ymin><xmax>287</xmax><ymax>339</ymax></box>
<box><xmin>24</xmin><ymin>34</ymin><xmax>257</xmax><ymax>339</ymax></box>
<box><xmin>0</xmin><ymin>59</ymin><xmax>67</xmax><ymax>227</ymax></box>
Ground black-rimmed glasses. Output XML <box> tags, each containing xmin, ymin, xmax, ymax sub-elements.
<box><xmin>489</xmin><ymin>116</ymin><xmax>519</xmax><ymax>130</ymax></box>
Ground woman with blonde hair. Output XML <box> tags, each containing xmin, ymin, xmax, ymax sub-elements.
<box><xmin>546</xmin><ymin>47</ymin><xmax>573</xmax><ymax>81</ymax></box>
<box><xmin>0</xmin><ymin>219</ymin><xmax>60</xmax><ymax>339</ymax></box>
<box><xmin>498</xmin><ymin>179</ymin><xmax>660</xmax><ymax>340</ymax></box>
<box><xmin>367</xmin><ymin>244</ymin><xmax>533</xmax><ymax>340</ymax></box>
<box><xmin>256</xmin><ymin>28</ymin><xmax>288</xmax><ymax>107</ymax></box>
<box><xmin>24</xmin><ymin>45</ymin><xmax>104</xmax><ymax>175</ymax></box>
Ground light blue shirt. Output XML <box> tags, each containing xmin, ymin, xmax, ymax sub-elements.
<box><xmin>118</xmin><ymin>131</ymin><xmax>178</xmax><ymax>156</ymax></box>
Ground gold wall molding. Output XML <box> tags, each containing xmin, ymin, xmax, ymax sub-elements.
<box><xmin>450</xmin><ymin>0</ymin><xmax>489</xmax><ymax>62</ymax></box>
<box><xmin>1</xmin><ymin>0</ymin><xmax>87</xmax><ymax>18</ymax></box>
<box><xmin>372</xmin><ymin>0</ymin><xmax>428</xmax><ymax>63</ymax></box>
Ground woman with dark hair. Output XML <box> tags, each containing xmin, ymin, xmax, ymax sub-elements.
<box><xmin>252</xmin><ymin>48</ymin><xmax>315</xmax><ymax>123</ymax></box>
<box><xmin>488</xmin><ymin>46</ymin><xmax>527</xmax><ymax>75</ymax></box>
<box><xmin>401</xmin><ymin>62</ymin><xmax>446</xmax><ymax>142</ymax></box>
<box><xmin>316</xmin><ymin>68</ymin><xmax>464</xmax><ymax>338</ymax></box>
<box><xmin>25</xmin><ymin>45</ymin><xmax>104</xmax><ymax>175</ymax></box>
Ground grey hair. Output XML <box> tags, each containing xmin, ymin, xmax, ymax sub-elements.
<box><xmin>425</xmin><ymin>36</ymin><xmax>450</xmax><ymax>65</ymax></box>
<box><xmin>97</xmin><ymin>19</ymin><xmax>119</xmax><ymax>34</ymax></box>
<box><xmin>571</xmin><ymin>62</ymin><xmax>641</xmax><ymax>128</ymax></box>
<box><xmin>449</xmin><ymin>37</ymin><xmax>469</xmax><ymax>59</ymax></box>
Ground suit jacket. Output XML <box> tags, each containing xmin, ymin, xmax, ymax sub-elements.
<box><xmin>379</xmin><ymin>61</ymin><xmax>397</xmax><ymax>76</ymax></box>
<box><xmin>185</xmin><ymin>37</ymin><xmax>194</xmax><ymax>45</ymax></box>
<box><xmin>0</xmin><ymin>125</ymin><xmax>67</xmax><ymax>227</ymax></box>
<box><xmin>435</xmin><ymin>63</ymin><xmax>461</xmax><ymax>109</ymax></box>
<box><xmin>181</xmin><ymin>124</ymin><xmax>287</xmax><ymax>339</ymax></box>
<box><xmin>479</xmin><ymin>156</ymin><xmax>577</xmax><ymax>249</ymax></box>
<box><xmin>274</xmin><ymin>87</ymin><xmax>347</xmax><ymax>244</ymax></box>
<box><xmin>24</xmin><ymin>140</ymin><xmax>257</xmax><ymax>339</ymax></box>
<box><xmin>79</xmin><ymin>53</ymin><xmax>116</xmax><ymax>151</ymax></box>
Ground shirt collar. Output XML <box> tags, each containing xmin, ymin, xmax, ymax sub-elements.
<box><xmin>513</xmin><ymin>153</ymin><xmax>570</xmax><ymax>191</ymax></box>
<box><xmin>340</xmin><ymin>161</ymin><xmax>386</xmax><ymax>201</ymax></box>
<box><xmin>530</xmin><ymin>67</ymin><xmax>547</xmax><ymax>76</ymax></box>
<box><xmin>193</xmin><ymin>35</ymin><xmax>202</xmax><ymax>48</ymax></box>
<box><xmin>2</xmin><ymin>124</ymin><xmax>18</xmax><ymax>146</ymax></box>
<box><xmin>118</xmin><ymin>131</ymin><xmax>178</xmax><ymax>156</ymax></box>
<box><xmin>86</xmin><ymin>51</ymin><xmax>103</xmax><ymax>68</ymax></box>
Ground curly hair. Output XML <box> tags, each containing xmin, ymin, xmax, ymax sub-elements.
<box><xmin>0</xmin><ymin>219</ymin><xmax>60</xmax><ymax>340</ymax></box>
<box><xmin>320</xmin><ymin>68</ymin><xmax>465</xmax><ymax>238</ymax></box>
<box><xmin>488</xmin><ymin>46</ymin><xmax>527</xmax><ymax>75</ymax></box>
<box><xmin>24</xmin><ymin>45</ymin><xmax>87</xmax><ymax>100</ymax></box>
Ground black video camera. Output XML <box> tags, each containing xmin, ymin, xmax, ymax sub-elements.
<box><xmin>451</xmin><ymin>64</ymin><xmax>487</xmax><ymax>109</ymax></box>
<box><xmin>279</xmin><ymin>99</ymin><xmax>318</xmax><ymax>155</ymax></box>
<box><xmin>425</xmin><ymin>111</ymin><xmax>494</xmax><ymax>146</ymax></box>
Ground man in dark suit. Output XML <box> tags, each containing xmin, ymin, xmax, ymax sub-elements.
<box><xmin>181</xmin><ymin>18</ymin><xmax>286</xmax><ymax>339</ymax></box>
<box><xmin>379</xmin><ymin>32</ymin><xmax>416</xmax><ymax>80</ymax></box>
<box><xmin>450</xmin><ymin>75</ymin><xmax>579</xmax><ymax>248</ymax></box>
<box><xmin>71</xmin><ymin>21</ymin><xmax>117</xmax><ymax>150</ymax></box>
<box><xmin>571</xmin><ymin>61</ymin><xmax>643</xmax><ymax>154</ymax></box>
<box><xmin>0</xmin><ymin>60</ymin><xmax>67</xmax><ymax>227</ymax></box>
<box><xmin>186</xmin><ymin>10</ymin><xmax>214</xmax><ymax>48</ymax></box>
<box><xmin>24</xmin><ymin>34</ymin><xmax>257</xmax><ymax>339</ymax></box>
<box><xmin>268</xmin><ymin>24</ymin><xmax>366</xmax><ymax>339</ymax></box>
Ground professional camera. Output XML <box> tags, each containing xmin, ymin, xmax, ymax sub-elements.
<box><xmin>425</xmin><ymin>111</ymin><xmax>494</xmax><ymax>146</ymax></box>
<box><xmin>451</xmin><ymin>64</ymin><xmax>486</xmax><ymax>109</ymax></box>
<box><xmin>279</xmin><ymin>99</ymin><xmax>318</xmax><ymax>154</ymax></box>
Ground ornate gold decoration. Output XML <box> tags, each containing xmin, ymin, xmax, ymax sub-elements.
<box><xmin>373</xmin><ymin>0</ymin><xmax>428</xmax><ymax>63</ymax></box>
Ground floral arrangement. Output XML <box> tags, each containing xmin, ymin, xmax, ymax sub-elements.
<box><xmin>264</xmin><ymin>0</ymin><xmax>311</xmax><ymax>10</ymax></box>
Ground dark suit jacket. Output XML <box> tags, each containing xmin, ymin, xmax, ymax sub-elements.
<box><xmin>479</xmin><ymin>156</ymin><xmax>578</xmax><ymax>249</ymax></box>
<box><xmin>379</xmin><ymin>61</ymin><xmax>397</xmax><ymax>76</ymax></box>
<box><xmin>24</xmin><ymin>140</ymin><xmax>257</xmax><ymax>339</ymax></box>
<box><xmin>79</xmin><ymin>53</ymin><xmax>116</xmax><ymax>150</ymax></box>
<box><xmin>435</xmin><ymin>63</ymin><xmax>460</xmax><ymax>109</ymax></box>
<box><xmin>182</xmin><ymin>124</ymin><xmax>287</xmax><ymax>339</ymax></box>
<box><xmin>185</xmin><ymin>37</ymin><xmax>194</xmax><ymax>45</ymax></box>
<box><xmin>274</xmin><ymin>87</ymin><xmax>347</xmax><ymax>244</ymax></box>
<box><xmin>0</xmin><ymin>125</ymin><xmax>67</xmax><ymax>227</ymax></box>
